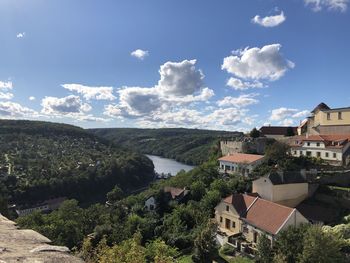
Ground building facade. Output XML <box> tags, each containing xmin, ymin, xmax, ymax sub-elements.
<box><xmin>218</xmin><ymin>153</ymin><xmax>265</xmax><ymax>177</ymax></box>
<box><xmin>290</xmin><ymin>134</ymin><xmax>350</xmax><ymax>166</ymax></box>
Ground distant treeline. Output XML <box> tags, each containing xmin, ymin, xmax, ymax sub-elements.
<box><xmin>90</xmin><ymin>128</ymin><xmax>243</xmax><ymax>165</ymax></box>
<box><xmin>0</xmin><ymin>120</ymin><xmax>154</xmax><ymax>208</ymax></box>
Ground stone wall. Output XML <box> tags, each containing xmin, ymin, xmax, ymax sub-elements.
<box><xmin>220</xmin><ymin>137</ymin><xmax>273</xmax><ymax>156</ymax></box>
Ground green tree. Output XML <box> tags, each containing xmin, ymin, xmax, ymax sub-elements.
<box><xmin>192</xmin><ymin>220</ymin><xmax>218</xmax><ymax>263</ymax></box>
<box><xmin>190</xmin><ymin>181</ymin><xmax>206</xmax><ymax>201</ymax></box>
<box><xmin>256</xmin><ymin>234</ymin><xmax>273</xmax><ymax>263</ymax></box>
<box><xmin>274</xmin><ymin>224</ymin><xmax>308</xmax><ymax>263</ymax></box>
<box><xmin>264</xmin><ymin>141</ymin><xmax>290</xmax><ymax>164</ymax></box>
<box><xmin>145</xmin><ymin>238</ymin><xmax>178</xmax><ymax>263</ymax></box>
<box><xmin>107</xmin><ymin>186</ymin><xmax>124</xmax><ymax>203</ymax></box>
<box><xmin>250</xmin><ymin>128</ymin><xmax>261</xmax><ymax>138</ymax></box>
<box><xmin>298</xmin><ymin>225</ymin><xmax>346</xmax><ymax>263</ymax></box>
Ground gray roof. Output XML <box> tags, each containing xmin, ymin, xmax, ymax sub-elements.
<box><xmin>267</xmin><ymin>171</ymin><xmax>306</xmax><ymax>185</ymax></box>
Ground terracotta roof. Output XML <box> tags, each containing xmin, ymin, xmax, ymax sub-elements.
<box><xmin>223</xmin><ymin>194</ymin><xmax>257</xmax><ymax>215</ymax></box>
<box><xmin>164</xmin><ymin>187</ymin><xmax>188</xmax><ymax>199</ymax></box>
<box><xmin>242</xmin><ymin>198</ymin><xmax>295</xmax><ymax>235</ymax></box>
<box><xmin>218</xmin><ymin>153</ymin><xmax>264</xmax><ymax>164</ymax></box>
<box><xmin>259</xmin><ymin>126</ymin><xmax>297</xmax><ymax>136</ymax></box>
<box><xmin>291</xmin><ymin>134</ymin><xmax>350</xmax><ymax>149</ymax></box>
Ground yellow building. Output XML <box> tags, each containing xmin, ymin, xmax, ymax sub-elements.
<box><xmin>306</xmin><ymin>103</ymin><xmax>350</xmax><ymax>135</ymax></box>
<box><xmin>252</xmin><ymin>171</ymin><xmax>308</xmax><ymax>207</ymax></box>
<box><xmin>215</xmin><ymin>194</ymin><xmax>309</xmax><ymax>255</ymax></box>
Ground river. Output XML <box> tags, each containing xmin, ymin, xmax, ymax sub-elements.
<box><xmin>146</xmin><ymin>154</ymin><xmax>195</xmax><ymax>176</ymax></box>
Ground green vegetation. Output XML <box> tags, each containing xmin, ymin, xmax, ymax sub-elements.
<box><xmin>0</xmin><ymin>120</ymin><xmax>154</xmax><ymax>207</ymax></box>
<box><xmin>90</xmin><ymin>128</ymin><xmax>242</xmax><ymax>165</ymax></box>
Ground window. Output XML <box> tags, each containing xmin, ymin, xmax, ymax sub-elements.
<box><xmin>232</xmin><ymin>221</ymin><xmax>236</xmax><ymax>228</ymax></box>
<box><xmin>307</xmin><ymin>142</ymin><xmax>310</xmax><ymax>146</ymax></box>
<box><xmin>333</xmin><ymin>153</ymin><xmax>337</xmax><ymax>158</ymax></box>
<box><xmin>226</xmin><ymin>205</ymin><xmax>229</xmax><ymax>212</ymax></box>
<box><xmin>326</xmin><ymin>152</ymin><xmax>329</xmax><ymax>158</ymax></box>
<box><xmin>294</xmin><ymin>150</ymin><xmax>297</xmax><ymax>155</ymax></box>
<box><xmin>338</xmin><ymin>112</ymin><xmax>342</xmax><ymax>120</ymax></box>
<box><xmin>317</xmin><ymin>152</ymin><xmax>321</xmax><ymax>158</ymax></box>
<box><xmin>220</xmin><ymin>216</ymin><xmax>223</xmax><ymax>223</ymax></box>
<box><xmin>316</xmin><ymin>142</ymin><xmax>320</xmax><ymax>147</ymax></box>
<box><xmin>300</xmin><ymin>151</ymin><xmax>303</xmax><ymax>156</ymax></box>
<box><xmin>327</xmin><ymin>113</ymin><xmax>331</xmax><ymax>120</ymax></box>
<box><xmin>306</xmin><ymin>151</ymin><xmax>312</xmax><ymax>157</ymax></box>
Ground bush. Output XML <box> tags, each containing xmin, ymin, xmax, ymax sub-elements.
<box><xmin>220</xmin><ymin>244</ymin><xmax>235</xmax><ymax>256</ymax></box>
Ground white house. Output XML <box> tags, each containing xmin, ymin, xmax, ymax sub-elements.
<box><xmin>218</xmin><ymin>153</ymin><xmax>265</xmax><ymax>177</ymax></box>
<box><xmin>252</xmin><ymin>171</ymin><xmax>308</xmax><ymax>207</ymax></box>
<box><xmin>144</xmin><ymin>196</ymin><xmax>157</xmax><ymax>211</ymax></box>
<box><xmin>290</xmin><ymin>134</ymin><xmax>350</xmax><ymax>166</ymax></box>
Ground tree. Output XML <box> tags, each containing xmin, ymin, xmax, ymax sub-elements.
<box><xmin>274</xmin><ymin>224</ymin><xmax>308</xmax><ymax>263</ymax></box>
<box><xmin>264</xmin><ymin>141</ymin><xmax>290</xmax><ymax>164</ymax></box>
<box><xmin>256</xmin><ymin>234</ymin><xmax>273</xmax><ymax>263</ymax></box>
<box><xmin>190</xmin><ymin>181</ymin><xmax>206</xmax><ymax>201</ymax></box>
<box><xmin>298</xmin><ymin>225</ymin><xmax>346</xmax><ymax>263</ymax></box>
<box><xmin>250</xmin><ymin>128</ymin><xmax>261</xmax><ymax>138</ymax></box>
<box><xmin>145</xmin><ymin>238</ymin><xmax>178</xmax><ymax>263</ymax></box>
<box><xmin>192</xmin><ymin>220</ymin><xmax>218</xmax><ymax>263</ymax></box>
<box><xmin>107</xmin><ymin>186</ymin><xmax>124</xmax><ymax>203</ymax></box>
<box><xmin>286</xmin><ymin>127</ymin><xmax>295</xmax><ymax>137</ymax></box>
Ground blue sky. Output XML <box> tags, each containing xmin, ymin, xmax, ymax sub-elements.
<box><xmin>0</xmin><ymin>0</ymin><xmax>349</xmax><ymax>131</ymax></box>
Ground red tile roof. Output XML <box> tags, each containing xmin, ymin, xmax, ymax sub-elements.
<box><xmin>291</xmin><ymin>134</ymin><xmax>350</xmax><ymax>149</ymax></box>
<box><xmin>164</xmin><ymin>187</ymin><xmax>186</xmax><ymax>199</ymax></box>
<box><xmin>223</xmin><ymin>194</ymin><xmax>257</xmax><ymax>215</ymax></box>
<box><xmin>243</xmin><ymin>198</ymin><xmax>294</xmax><ymax>235</ymax></box>
<box><xmin>218</xmin><ymin>153</ymin><xmax>264</xmax><ymax>164</ymax></box>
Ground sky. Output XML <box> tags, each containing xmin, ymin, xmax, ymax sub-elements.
<box><xmin>0</xmin><ymin>0</ymin><xmax>350</xmax><ymax>131</ymax></box>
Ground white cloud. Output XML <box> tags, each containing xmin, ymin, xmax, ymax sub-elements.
<box><xmin>270</xmin><ymin>107</ymin><xmax>298</xmax><ymax>121</ymax></box>
<box><xmin>222</xmin><ymin>44</ymin><xmax>294</xmax><ymax>81</ymax></box>
<box><xmin>131</xmin><ymin>49</ymin><xmax>149</xmax><ymax>60</ymax></box>
<box><xmin>29</xmin><ymin>96</ymin><xmax>36</xmax><ymax>101</ymax></box>
<box><xmin>280</xmin><ymin>118</ymin><xmax>295</xmax><ymax>126</ymax></box>
<box><xmin>292</xmin><ymin>110</ymin><xmax>310</xmax><ymax>118</ymax></box>
<box><xmin>217</xmin><ymin>94</ymin><xmax>259</xmax><ymax>108</ymax></box>
<box><xmin>226</xmin><ymin>77</ymin><xmax>263</xmax><ymax>90</ymax></box>
<box><xmin>0</xmin><ymin>81</ymin><xmax>14</xmax><ymax>100</ymax></box>
<box><xmin>16</xmin><ymin>32</ymin><xmax>25</xmax><ymax>38</ymax></box>
<box><xmin>0</xmin><ymin>101</ymin><xmax>38</xmax><ymax>118</ymax></box>
<box><xmin>207</xmin><ymin>107</ymin><xmax>249</xmax><ymax>126</ymax></box>
<box><xmin>62</xmin><ymin>84</ymin><xmax>116</xmax><ymax>100</ymax></box>
<box><xmin>252</xmin><ymin>11</ymin><xmax>286</xmax><ymax>27</ymax></box>
<box><xmin>41</xmin><ymin>95</ymin><xmax>91</xmax><ymax>115</ymax></box>
<box><xmin>305</xmin><ymin>0</ymin><xmax>348</xmax><ymax>12</ymax></box>
<box><xmin>0</xmin><ymin>92</ymin><xmax>14</xmax><ymax>100</ymax></box>
<box><xmin>157</xmin><ymin>59</ymin><xmax>205</xmax><ymax>96</ymax></box>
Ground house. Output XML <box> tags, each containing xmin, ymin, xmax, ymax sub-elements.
<box><xmin>259</xmin><ymin>126</ymin><xmax>297</xmax><ymax>139</ymax></box>
<box><xmin>290</xmin><ymin>134</ymin><xmax>350</xmax><ymax>166</ymax></box>
<box><xmin>215</xmin><ymin>194</ymin><xmax>308</xmax><ymax>255</ymax></box>
<box><xmin>15</xmin><ymin>197</ymin><xmax>66</xmax><ymax>217</ymax></box>
<box><xmin>163</xmin><ymin>186</ymin><xmax>189</xmax><ymax>202</ymax></box>
<box><xmin>305</xmin><ymin>102</ymin><xmax>350</xmax><ymax>135</ymax></box>
<box><xmin>218</xmin><ymin>153</ymin><xmax>265</xmax><ymax>177</ymax></box>
<box><xmin>145</xmin><ymin>196</ymin><xmax>157</xmax><ymax>211</ymax></box>
<box><xmin>252</xmin><ymin>171</ymin><xmax>308</xmax><ymax>207</ymax></box>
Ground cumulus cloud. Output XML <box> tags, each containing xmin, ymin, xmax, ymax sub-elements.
<box><xmin>106</xmin><ymin>59</ymin><xmax>214</xmax><ymax>119</ymax></box>
<box><xmin>16</xmin><ymin>32</ymin><xmax>25</xmax><ymax>38</ymax></box>
<box><xmin>131</xmin><ymin>49</ymin><xmax>149</xmax><ymax>60</ymax></box>
<box><xmin>252</xmin><ymin>11</ymin><xmax>286</xmax><ymax>27</ymax></box>
<box><xmin>41</xmin><ymin>95</ymin><xmax>91</xmax><ymax>115</ymax></box>
<box><xmin>217</xmin><ymin>94</ymin><xmax>259</xmax><ymax>108</ymax></box>
<box><xmin>29</xmin><ymin>96</ymin><xmax>36</xmax><ymax>101</ymax></box>
<box><xmin>226</xmin><ymin>77</ymin><xmax>263</xmax><ymax>90</ymax></box>
<box><xmin>0</xmin><ymin>101</ymin><xmax>38</xmax><ymax>118</ymax></box>
<box><xmin>62</xmin><ymin>84</ymin><xmax>116</xmax><ymax>100</ymax></box>
<box><xmin>269</xmin><ymin>108</ymin><xmax>310</xmax><ymax>125</ymax></box>
<box><xmin>305</xmin><ymin>0</ymin><xmax>348</xmax><ymax>12</ymax></box>
<box><xmin>0</xmin><ymin>81</ymin><xmax>14</xmax><ymax>100</ymax></box>
<box><xmin>207</xmin><ymin>107</ymin><xmax>249</xmax><ymax>126</ymax></box>
<box><xmin>222</xmin><ymin>44</ymin><xmax>295</xmax><ymax>82</ymax></box>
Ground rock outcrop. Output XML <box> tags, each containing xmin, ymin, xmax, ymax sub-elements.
<box><xmin>0</xmin><ymin>214</ymin><xmax>84</xmax><ymax>263</ymax></box>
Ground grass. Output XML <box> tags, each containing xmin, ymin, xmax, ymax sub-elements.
<box><xmin>177</xmin><ymin>255</ymin><xmax>194</xmax><ymax>263</ymax></box>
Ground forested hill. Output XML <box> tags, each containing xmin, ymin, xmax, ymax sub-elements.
<box><xmin>0</xmin><ymin>120</ymin><xmax>154</xmax><ymax>206</ymax></box>
<box><xmin>90</xmin><ymin>128</ymin><xmax>243</xmax><ymax>165</ymax></box>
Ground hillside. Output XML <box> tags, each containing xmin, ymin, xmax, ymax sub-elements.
<box><xmin>90</xmin><ymin>128</ymin><xmax>243</xmax><ymax>165</ymax></box>
<box><xmin>0</xmin><ymin>120</ymin><xmax>154</xmax><ymax>207</ymax></box>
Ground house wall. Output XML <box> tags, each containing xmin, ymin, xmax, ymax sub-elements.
<box><xmin>315</xmin><ymin>110</ymin><xmax>350</xmax><ymax>126</ymax></box>
<box><xmin>291</xmin><ymin>146</ymin><xmax>344</xmax><ymax>164</ymax></box>
<box><xmin>252</xmin><ymin>179</ymin><xmax>308</xmax><ymax>208</ymax></box>
<box><xmin>215</xmin><ymin>202</ymin><xmax>242</xmax><ymax>235</ymax></box>
<box><xmin>242</xmin><ymin>223</ymin><xmax>273</xmax><ymax>244</ymax></box>
<box><xmin>145</xmin><ymin>197</ymin><xmax>156</xmax><ymax>211</ymax></box>
<box><xmin>219</xmin><ymin>160</ymin><xmax>261</xmax><ymax>177</ymax></box>
<box><xmin>278</xmin><ymin>210</ymin><xmax>309</xmax><ymax>233</ymax></box>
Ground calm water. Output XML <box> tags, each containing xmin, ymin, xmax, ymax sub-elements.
<box><xmin>146</xmin><ymin>155</ymin><xmax>195</xmax><ymax>176</ymax></box>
